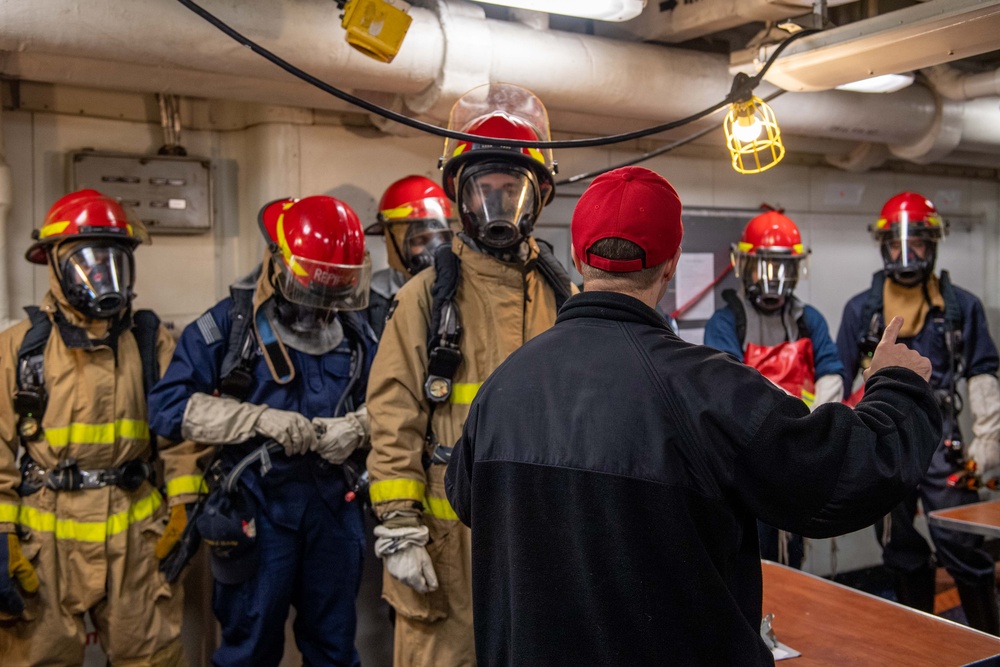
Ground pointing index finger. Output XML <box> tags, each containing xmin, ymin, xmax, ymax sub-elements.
<box><xmin>880</xmin><ymin>316</ymin><xmax>904</xmax><ymax>347</ymax></box>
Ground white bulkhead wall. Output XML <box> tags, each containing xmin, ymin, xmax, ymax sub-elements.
<box><xmin>2</xmin><ymin>85</ymin><xmax>998</xmax><ymax>345</ymax></box>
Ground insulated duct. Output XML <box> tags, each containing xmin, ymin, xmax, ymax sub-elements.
<box><xmin>1</xmin><ymin>0</ymin><xmax>999</xmax><ymax>167</ymax></box>
<box><xmin>747</xmin><ymin>0</ymin><xmax>1000</xmax><ymax>92</ymax></box>
<box><xmin>596</xmin><ymin>0</ymin><xmax>856</xmax><ymax>44</ymax></box>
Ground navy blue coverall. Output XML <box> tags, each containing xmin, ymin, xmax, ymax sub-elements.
<box><xmin>148</xmin><ymin>295</ymin><xmax>375</xmax><ymax>666</ymax></box>
<box><xmin>836</xmin><ymin>272</ymin><xmax>999</xmax><ymax>628</ymax></box>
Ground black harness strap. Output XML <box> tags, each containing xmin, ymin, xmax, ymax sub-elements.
<box><xmin>533</xmin><ymin>239</ymin><xmax>573</xmax><ymax>311</ymax></box>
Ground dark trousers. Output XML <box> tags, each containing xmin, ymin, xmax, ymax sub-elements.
<box><xmin>212</xmin><ymin>492</ymin><xmax>365</xmax><ymax>666</ymax></box>
<box><xmin>875</xmin><ymin>443</ymin><xmax>998</xmax><ymax>634</ymax></box>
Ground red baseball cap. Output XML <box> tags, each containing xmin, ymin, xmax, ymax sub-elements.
<box><xmin>572</xmin><ymin>166</ymin><xmax>683</xmax><ymax>273</ymax></box>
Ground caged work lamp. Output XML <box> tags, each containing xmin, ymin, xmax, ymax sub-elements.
<box><xmin>723</xmin><ymin>91</ymin><xmax>786</xmax><ymax>175</ymax></box>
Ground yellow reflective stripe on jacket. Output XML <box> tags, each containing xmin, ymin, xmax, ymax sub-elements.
<box><xmin>17</xmin><ymin>490</ymin><xmax>162</xmax><ymax>542</ymax></box>
<box><xmin>45</xmin><ymin>419</ymin><xmax>150</xmax><ymax>448</ymax></box>
<box><xmin>0</xmin><ymin>503</ymin><xmax>19</xmax><ymax>524</ymax></box>
<box><xmin>423</xmin><ymin>494</ymin><xmax>459</xmax><ymax>521</ymax></box>
<box><xmin>369</xmin><ymin>478</ymin><xmax>426</xmax><ymax>504</ymax></box>
<box><xmin>450</xmin><ymin>383</ymin><xmax>482</xmax><ymax>405</ymax></box>
<box><xmin>166</xmin><ymin>475</ymin><xmax>209</xmax><ymax>498</ymax></box>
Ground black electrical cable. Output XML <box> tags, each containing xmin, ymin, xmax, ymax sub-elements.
<box><xmin>556</xmin><ymin>90</ymin><xmax>787</xmax><ymax>185</ymax></box>
<box><xmin>177</xmin><ymin>0</ymin><xmax>815</xmax><ymax>150</ymax></box>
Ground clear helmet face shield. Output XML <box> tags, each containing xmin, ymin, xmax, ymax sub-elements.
<box><xmin>387</xmin><ymin>218</ymin><xmax>454</xmax><ymax>274</ymax></box>
<box><xmin>458</xmin><ymin>165</ymin><xmax>538</xmax><ymax>249</ymax></box>
<box><xmin>59</xmin><ymin>242</ymin><xmax>134</xmax><ymax>319</ymax></box>
<box><xmin>878</xmin><ymin>218</ymin><xmax>937</xmax><ymax>287</ymax></box>
<box><xmin>734</xmin><ymin>251</ymin><xmax>805</xmax><ymax>313</ymax></box>
<box><xmin>272</xmin><ymin>251</ymin><xmax>372</xmax><ymax>313</ymax></box>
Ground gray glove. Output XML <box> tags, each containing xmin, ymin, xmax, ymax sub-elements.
<box><xmin>256</xmin><ymin>407</ymin><xmax>316</xmax><ymax>456</ymax></box>
<box><xmin>311</xmin><ymin>406</ymin><xmax>370</xmax><ymax>465</ymax></box>
<box><xmin>373</xmin><ymin>524</ymin><xmax>439</xmax><ymax>594</ymax></box>
<box><xmin>968</xmin><ymin>374</ymin><xmax>1000</xmax><ymax>473</ymax></box>
<box><xmin>181</xmin><ymin>393</ymin><xmax>316</xmax><ymax>455</ymax></box>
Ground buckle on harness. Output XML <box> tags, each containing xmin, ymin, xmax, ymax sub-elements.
<box><xmin>28</xmin><ymin>458</ymin><xmax>154</xmax><ymax>492</ymax></box>
<box><xmin>430</xmin><ymin>445</ymin><xmax>453</xmax><ymax>465</ymax></box>
<box><xmin>46</xmin><ymin>458</ymin><xmax>83</xmax><ymax>492</ymax></box>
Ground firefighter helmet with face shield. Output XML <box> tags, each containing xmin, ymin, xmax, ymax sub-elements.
<box><xmin>871</xmin><ymin>191</ymin><xmax>947</xmax><ymax>287</ymax></box>
<box><xmin>26</xmin><ymin>189</ymin><xmax>149</xmax><ymax>319</ymax></box>
<box><xmin>440</xmin><ymin>83</ymin><xmax>556</xmax><ymax>250</ymax></box>
<box><xmin>367</xmin><ymin>175</ymin><xmax>454</xmax><ymax>276</ymax></box>
<box><xmin>732</xmin><ymin>210</ymin><xmax>808</xmax><ymax>313</ymax></box>
<box><xmin>258</xmin><ymin>196</ymin><xmax>371</xmax><ymax>314</ymax></box>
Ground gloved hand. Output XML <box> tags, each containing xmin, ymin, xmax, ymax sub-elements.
<box><xmin>255</xmin><ymin>408</ymin><xmax>316</xmax><ymax>456</ymax></box>
<box><xmin>968</xmin><ymin>374</ymin><xmax>1000</xmax><ymax>473</ymax></box>
<box><xmin>0</xmin><ymin>533</ymin><xmax>39</xmax><ymax>619</ymax></box>
<box><xmin>374</xmin><ymin>523</ymin><xmax>439</xmax><ymax>594</ymax></box>
<box><xmin>155</xmin><ymin>504</ymin><xmax>192</xmax><ymax>561</ymax></box>
<box><xmin>311</xmin><ymin>406</ymin><xmax>370</xmax><ymax>465</ymax></box>
<box><xmin>182</xmin><ymin>393</ymin><xmax>316</xmax><ymax>455</ymax></box>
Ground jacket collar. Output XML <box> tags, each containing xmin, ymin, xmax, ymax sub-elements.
<box><xmin>557</xmin><ymin>291</ymin><xmax>676</xmax><ymax>334</ymax></box>
<box><xmin>452</xmin><ymin>234</ymin><xmax>540</xmax><ymax>285</ymax></box>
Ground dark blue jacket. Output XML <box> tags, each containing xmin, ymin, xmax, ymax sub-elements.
<box><xmin>148</xmin><ymin>296</ymin><xmax>375</xmax><ymax>527</ymax></box>
<box><xmin>705</xmin><ymin>302</ymin><xmax>844</xmax><ymax>379</ymax></box>
<box><xmin>836</xmin><ymin>273</ymin><xmax>999</xmax><ymax>401</ymax></box>
<box><xmin>446</xmin><ymin>291</ymin><xmax>941</xmax><ymax>666</ymax></box>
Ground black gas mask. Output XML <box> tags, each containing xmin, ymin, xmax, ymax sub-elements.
<box><xmin>388</xmin><ymin>218</ymin><xmax>453</xmax><ymax>275</ymax></box>
<box><xmin>57</xmin><ymin>241</ymin><xmax>134</xmax><ymax>319</ymax></box>
<box><xmin>881</xmin><ymin>239</ymin><xmax>936</xmax><ymax>287</ymax></box>
<box><xmin>457</xmin><ymin>163</ymin><xmax>539</xmax><ymax>250</ymax></box>
<box><xmin>741</xmin><ymin>254</ymin><xmax>801</xmax><ymax>314</ymax></box>
<box><xmin>272</xmin><ymin>287</ymin><xmax>337</xmax><ymax>335</ymax></box>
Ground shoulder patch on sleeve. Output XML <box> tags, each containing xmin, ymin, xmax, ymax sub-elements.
<box><xmin>195</xmin><ymin>312</ymin><xmax>223</xmax><ymax>345</ymax></box>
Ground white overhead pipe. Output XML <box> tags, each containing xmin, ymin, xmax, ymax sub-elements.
<box><xmin>1</xmin><ymin>0</ymin><xmax>999</xmax><ymax>169</ymax></box>
<box><xmin>924</xmin><ymin>64</ymin><xmax>1000</xmax><ymax>101</ymax></box>
<box><xmin>596</xmin><ymin>0</ymin><xmax>855</xmax><ymax>44</ymax></box>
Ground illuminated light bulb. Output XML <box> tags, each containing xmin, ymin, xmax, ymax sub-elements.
<box><xmin>723</xmin><ymin>96</ymin><xmax>785</xmax><ymax>175</ymax></box>
<box><xmin>732</xmin><ymin>114</ymin><xmax>763</xmax><ymax>143</ymax></box>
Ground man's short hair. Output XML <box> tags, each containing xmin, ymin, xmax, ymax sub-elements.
<box><xmin>580</xmin><ymin>237</ymin><xmax>667</xmax><ymax>290</ymax></box>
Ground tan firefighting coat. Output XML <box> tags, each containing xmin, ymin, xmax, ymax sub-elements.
<box><xmin>366</xmin><ymin>235</ymin><xmax>570</xmax><ymax>667</ymax></box>
<box><xmin>0</xmin><ymin>275</ymin><xmax>199</xmax><ymax>665</ymax></box>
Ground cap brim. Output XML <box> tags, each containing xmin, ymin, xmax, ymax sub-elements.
<box><xmin>363</xmin><ymin>221</ymin><xmax>385</xmax><ymax>236</ymax></box>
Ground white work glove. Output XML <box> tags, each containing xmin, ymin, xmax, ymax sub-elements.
<box><xmin>967</xmin><ymin>374</ymin><xmax>1000</xmax><ymax>474</ymax></box>
<box><xmin>812</xmin><ymin>374</ymin><xmax>845</xmax><ymax>412</ymax></box>
<box><xmin>181</xmin><ymin>393</ymin><xmax>316</xmax><ymax>455</ymax></box>
<box><xmin>311</xmin><ymin>406</ymin><xmax>370</xmax><ymax>465</ymax></box>
<box><xmin>373</xmin><ymin>524</ymin><xmax>439</xmax><ymax>594</ymax></box>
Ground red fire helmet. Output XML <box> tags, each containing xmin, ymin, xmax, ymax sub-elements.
<box><xmin>26</xmin><ymin>189</ymin><xmax>148</xmax><ymax>264</ymax></box>
<box><xmin>258</xmin><ymin>195</ymin><xmax>370</xmax><ymax>311</ymax></box>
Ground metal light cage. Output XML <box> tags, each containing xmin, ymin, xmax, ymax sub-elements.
<box><xmin>723</xmin><ymin>97</ymin><xmax>786</xmax><ymax>175</ymax></box>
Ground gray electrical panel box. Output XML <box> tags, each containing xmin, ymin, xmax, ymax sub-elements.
<box><xmin>70</xmin><ymin>150</ymin><xmax>213</xmax><ymax>234</ymax></box>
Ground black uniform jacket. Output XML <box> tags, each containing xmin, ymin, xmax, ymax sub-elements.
<box><xmin>446</xmin><ymin>291</ymin><xmax>941</xmax><ymax>667</ymax></box>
